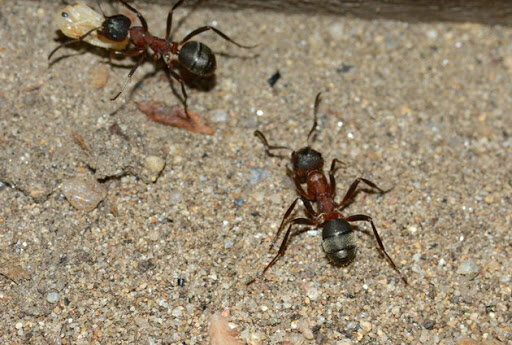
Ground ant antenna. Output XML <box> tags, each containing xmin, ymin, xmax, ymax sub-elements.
<box><xmin>96</xmin><ymin>0</ymin><xmax>106</xmax><ymax>17</ymax></box>
<box><xmin>254</xmin><ymin>130</ymin><xmax>293</xmax><ymax>158</ymax></box>
<box><xmin>306</xmin><ymin>92</ymin><xmax>322</xmax><ymax>146</ymax></box>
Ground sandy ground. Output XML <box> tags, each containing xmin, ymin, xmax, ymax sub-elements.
<box><xmin>0</xmin><ymin>1</ymin><xmax>511</xmax><ymax>344</ymax></box>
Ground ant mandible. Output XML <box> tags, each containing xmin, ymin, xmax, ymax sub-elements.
<box><xmin>49</xmin><ymin>0</ymin><xmax>253</xmax><ymax>114</ymax></box>
<box><xmin>247</xmin><ymin>93</ymin><xmax>408</xmax><ymax>285</ymax></box>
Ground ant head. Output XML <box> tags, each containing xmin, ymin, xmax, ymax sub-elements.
<box><xmin>291</xmin><ymin>147</ymin><xmax>324</xmax><ymax>182</ymax></box>
<box><xmin>101</xmin><ymin>15</ymin><xmax>131</xmax><ymax>41</ymax></box>
<box><xmin>178</xmin><ymin>41</ymin><xmax>216</xmax><ymax>77</ymax></box>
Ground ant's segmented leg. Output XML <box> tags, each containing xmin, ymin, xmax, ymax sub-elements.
<box><xmin>269</xmin><ymin>198</ymin><xmax>300</xmax><ymax>250</ymax></box>
<box><xmin>179</xmin><ymin>26</ymin><xmax>256</xmax><ymax>49</ymax></box>
<box><xmin>165</xmin><ymin>0</ymin><xmax>186</xmax><ymax>40</ymax></box>
<box><xmin>111</xmin><ymin>49</ymin><xmax>146</xmax><ymax>100</ymax></box>
<box><xmin>328</xmin><ymin>158</ymin><xmax>346</xmax><ymax>198</ymax></box>
<box><xmin>166</xmin><ymin>68</ymin><xmax>190</xmax><ymax>118</ymax></box>
<box><xmin>345</xmin><ymin>214</ymin><xmax>408</xmax><ymax>285</ymax></box>
<box><xmin>247</xmin><ymin>217</ymin><xmax>317</xmax><ymax>286</ymax></box>
<box><xmin>338</xmin><ymin>177</ymin><xmax>390</xmax><ymax>208</ymax></box>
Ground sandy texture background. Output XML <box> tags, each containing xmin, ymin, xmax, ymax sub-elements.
<box><xmin>0</xmin><ymin>1</ymin><xmax>511</xmax><ymax>344</ymax></box>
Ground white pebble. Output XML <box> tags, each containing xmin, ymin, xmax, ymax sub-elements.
<box><xmin>456</xmin><ymin>259</ymin><xmax>479</xmax><ymax>275</ymax></box>
<box><xmin>46</xmin><ymin>292</ymin><xmax>59</xmax><ymax>303</ymax></box>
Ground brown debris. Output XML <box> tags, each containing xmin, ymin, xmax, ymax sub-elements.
<box><xmin>135</xmin><ymin>101</ymin><xmax>215</xmax><ymax>135</ymax></box>
<box><xmin>208</xmin><ymin>311</ymin><xmax>243</xmax><ymax>345</ymax></box>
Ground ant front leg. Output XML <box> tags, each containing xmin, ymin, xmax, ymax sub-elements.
<box><xmin>247</xmin><ymin>217</ymin><xmax>317</xmax><ymax>286</ymax></box>
<box><xmin>269</xmin><ymin>198</ymin><xmax>299</xmax><ymax>250</ymax></box>
<box><xmin>329</xmin><ymin>158</ymin><xmax>346</xmax><ymax>198</ymax></box>
<box><xmin>338</xmin><ymin>177</ymin><xmax>390</xmax><ymax>208</ymax></box>
<box><xmin>111</xmin><ymin>49</ymin><xmax>146</xmax><ymax>100</ymax></box>
<box><xmin>179</xmin><ymin>26</ymin><xmax>256</xmax><ymax>49</ymax></box>
<box><xmin>345</xmin><ymin>214</ymin><xmax>408</xmax><ymax>285</ymax></box>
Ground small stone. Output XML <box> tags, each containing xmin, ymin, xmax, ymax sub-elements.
<box><xmin>61</xmin><ymin>175</ymin><xmax>107</xmax><ymax>212</ymax></box>
<box><xmin>298</xmin><ymin>318</ymin><xmax>314</xmax><ymax>340</ymax></box>
<box><xmin>15</xmin><ymin>322</ymin><xmax>23</xmax><ymax>329</ymax></box>
<box><xmin>360</xmin><ymin>321</ymin><xmax>372</xmax><ymax>333</ymax></box>
<box><xmin>210</xmin><ymin>109</ymin><xmax>228</xmax><ymax>122</ymax></box>
<box><xmin>457</xmin><ymin>259</ymin><xmax>479</xmax><ymax>275</ymax></box>
<box><xmin>306</xmin><ymin>286</ymin><xmax>320</xmax><ymax>301</ymax></box>
<box><xmin>328</xmin><ymin>23</ymin><xmax>344</xmax><ymax>40</ymax></box>
<box><xmin>89</xmin><ymin>65</ymin><xmax>109</xmax><ymax>88</ymax></box>
<box><xmin>46</xmin><ymin>292</ymin><xmax>59</xmax><ymax>304</ymax></box>
<box><xmin>423</xmin><ymin>320</ymin><xmax>435</xmax><ymax>330</ymax></box>
<box><xmin>172</xmin><ymin>307</ymin><xmax>183</xmax><ymax>317</ymax></box>
<box><xmin>142</xmin><ymin>156</ymin><xmax>166</xmax><ymax>182</ymax></box>
<box><xmin>456</xmin><ymin>338</ymin><xmax>479</xmax><ymax>345</ymax></box>
<box><xmin>249</xmin><ymin>168</ymin><xmax>270</xmax><ymax>184</ymax></box>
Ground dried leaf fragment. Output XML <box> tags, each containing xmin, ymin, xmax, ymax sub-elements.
<box><xmin>135</xmin><ymin>101</ymin><xmax>215</xmax><ymax>135</ymax></box>
<box><xmin>209</xmin><ymin>311</ymin><xmax>243</xmax><ymax>345</ymax></box>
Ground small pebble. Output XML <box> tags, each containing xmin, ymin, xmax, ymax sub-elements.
<box><xmin>15</xmin><ymin>322</ymin><xmax>23</xmax><ymax>330</ymax></box>
<box><xmin>249</xmin><ymin>168</ymin><xmax>270</xmax><ymax>184</ymax></box>
<box><xmin>210</xmin><ymin>109</ymin><xmax>228</xmax><ymax>122</ymax></box>
<box><xmin>172</xmin><ymin>307</ymin><xmax>183</xmax><ymax>317</ymax></box>
<box><xmin>360</xmin><ymin>321</ymin><xmax>372</xmax><ymax>333</ymax></box>
<box><xmin>306</xmin><ymin>286</ymin><xmax>320</xmax><ymax>301</ymax></box>
<box><xmin>457</xmin><ymin>259</ymin><xmax>479</xmax><ymax>275</ymax></box>
<box><xmin>46</xmin><ymin>292</ymin><xmax>59</xmax><ymax>304</ymax></box>
<box><xmin>143</xmin><ymin>156</ymin><xmax>166</xmax><ymax>182</ymax></box>
<box><xmin>60</xmin><ymin>175</ymin><xmax>107</xmax><ymax>212</ymax></box>
<box><xmin>89</xmin><ymin>65</ymin><xmax>109</xmax><ymax>88</ymax></box>
<box><xmin>298</xmin><ymin>318</ymin><xmax>314</xmax><ymax>340</ymax></box>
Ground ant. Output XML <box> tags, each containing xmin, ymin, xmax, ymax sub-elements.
<box><xmin>50</xmin><ymin>0</ymin><xmax>253</xmax><ymax>114</ymax></box>
<box><xmin>247</xmin><ymin>93</ymin><xmax>408</xmax><ymax>285</ymax></box>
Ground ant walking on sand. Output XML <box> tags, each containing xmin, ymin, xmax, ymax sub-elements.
<box><xmin>49</xmin><ymin>0</ymin><xmax>254</xmax><ymax>114</ymax></box>
<box><xmin>247</xmin><ymin>93</ymin><xmax>408</xmax><ymax>285</ymax></box>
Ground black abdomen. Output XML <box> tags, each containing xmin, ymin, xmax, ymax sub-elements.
<box><xmin>322</xmin><ymin>218</ymin><xmax>356</xmax><ymax>264</ymax></box>
<box><xmin>178</xmin><ymin>41</ymin><xmax>216</xmax><ymax>76</ymax></box>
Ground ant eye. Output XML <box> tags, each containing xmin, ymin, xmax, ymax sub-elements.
<box><xmin>61</xmin><ymin>12</ymin><xmax>69</xmax><ymax>18</ymax></box>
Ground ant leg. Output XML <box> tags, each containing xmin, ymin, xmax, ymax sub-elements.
<box><xmin>338</xmin><ymin>177</ymin><xmax>390</xmax><ymax>208</ymax></box>
<box><xmin>111</xmin><ymin>49</ymin><xmax>146</xmax><ymax>100</ymax></box>
<box><xmin>346</xmin><ymin>214</ymin><xmax>408</xmax><ymax>285</ymax></box>
<box><xmin>247</xmin><ymin>217</ymin><xmax>317</xmax><ymax>285</ymax></box>
<box><xmin>292</xmin><ymin>178</ymin><xmax>314</xmax><ymax>201</ymax></box>
<box><xmin>302</xmin><ymin>198</ymin><xmax>317</xmax><ymax>218</ymax></box>
<box><xmin>165</xmin><ymin>0</ymin><xmax>186</xmax><ymax>41</ymax></box>
<box><xmin>118</xmin><ymin>0</ymin><xmax>148</xmax><ymax>30</ymax></box>
<box><xmin>165</xmin><ymin>67</ymin><xmax>190</xmax><ymax>118</ymax></box>
<box><xmin>48</xmin><ymin>27</ymin><xmax>100</xmax><ymax>60</ymax></box>
<box><xmin>179</xmin><ymin>26</ymin><xmax>256</xmax><ymax>49</ymax></box>
<box><xmin>269</xmin><ymin>198</ymin><xmax>299</xmax><ymax>250</ymax></box>
<box><xmin>328</xmin><ymin>158</ymin><xmax>346</xmax><ymax>198</ymax></box>
<box><xmin>254</xmin><ymin>130</ymin><xmax>293</xmax><ymax>158</ymax></box>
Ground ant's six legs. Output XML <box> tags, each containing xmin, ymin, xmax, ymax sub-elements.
<box><xmin>165</xmin><ymin>0</ymin><xmax>186</xmax><ymax>40</ymax></box>
<box><xmin>110</xmin><ymin>49</ymin><xmax>146</xmax><ymax>100</ymax></box>
<box><xmin>338</xmin><ymin>177</ymin><xmax>390</xmax><ymax>208</ymax></box>
<box><xmin>180</xmin><ymin>26</ymin><xmax>256</xmax><ymax>49</ymax></box>
<box><xmin>328</xmin><ymin>158</ymin><xmax>346</xmax><ymax>198</ymax></box>
<box><xmin>247</xmin><ymin>217</ymin><xmax>317</xmax><ymax>285</ymax></box>
<box><xmin>345</xmin><ymin>214</ymin><xmax>408</xmax><ymax>285</ymax></box>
